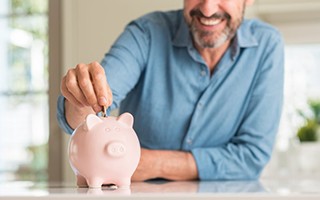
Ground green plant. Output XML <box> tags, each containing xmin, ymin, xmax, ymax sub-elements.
<box><xmin>297</xmin><ymin>99</ymin><xmax>320</xmax><ymax>142</ymax></box>
<box><xmin>297</xmin><ymin>120</ymin><xmax>318</xmax><ymax>142</ymax></box>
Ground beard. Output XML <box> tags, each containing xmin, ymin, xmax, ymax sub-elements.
<box><xmin>189</xmin><ymin>9</ymin><xmax>244</xmax><ymax>49</ymax></box>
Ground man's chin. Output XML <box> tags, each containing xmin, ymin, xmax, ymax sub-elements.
<box><xmin>194</xmin><ymin>35</ymin><xmax>229</xmax><ymax>49</ymax></box>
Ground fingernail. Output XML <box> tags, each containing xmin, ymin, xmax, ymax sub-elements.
<box><xmin>99</xmin><ymin>97</ymin><xmax>107</xmax><ymax>105</ymax></box>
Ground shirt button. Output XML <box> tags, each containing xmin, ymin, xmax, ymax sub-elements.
<box><xmin>200</xmin><ymin>70</ymin><xmax>206</xmax><ymax>76</ymax></box>
<box><xmin>198</xmin><ymin>102</ymin><xmax>203</xmax><ymax>109</ymax></box>
<box><xmin>186</xmin><ymin>139</ymin><xmax>192</xmax><ymax>145</ymax></box>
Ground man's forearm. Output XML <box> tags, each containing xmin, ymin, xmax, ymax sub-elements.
<box><xmin>158</xmin><ymin>150</ymin><xmax>198</xmax><ymax>180</ymax></box>
<box><xmin>132</xmin><ymin>148</ymin><xmax>198</xmax><ymax>181</ymax></box>
<box><xmin>65</xmin><ymin>99</ymin><xmax>95</xmax><ymax>129</ymax></box>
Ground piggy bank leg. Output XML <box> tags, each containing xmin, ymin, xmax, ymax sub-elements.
<box><xmin>76</xmin><ymin>175</ymin><xmax>88</xmax><ymax>188</ymax></box>
<box><xmin>116</xmin><ymin>178</ymin><xmax>131</xmax><ymax>188</ymax></box>
<box><xmin>87</xmin><ymin>178</ymin><xmax>103</xmax><ymax>188</ymax></box>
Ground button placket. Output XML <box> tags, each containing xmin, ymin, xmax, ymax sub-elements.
<box><xmin>186</xmin><ymin>138</ymin><xmax>193</xmax><ymax>145</ymax></box>
<box><xmin>201</xmin><ymin>70</ymin><xmax>206</xmax><ymax>77</ymax></box>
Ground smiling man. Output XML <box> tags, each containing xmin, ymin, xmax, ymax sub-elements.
<box><xmin>57</xmin><ymin>0</ymin><xmax>284</xmax><ymax>181</ymax></box>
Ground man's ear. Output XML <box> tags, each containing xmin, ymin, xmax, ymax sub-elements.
<box><xmin>245</xmin><ymin>0</ymin><xmax>255</xmax><ymax>6</ymax></box>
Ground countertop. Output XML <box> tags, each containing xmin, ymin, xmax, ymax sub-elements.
<box><xmin>1</xmin><ymin>178</ymin><xmax>320</xmax><ymax>199</ymax></box>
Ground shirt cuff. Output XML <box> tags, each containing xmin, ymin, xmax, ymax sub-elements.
<box><xmin>56</xmin><ymin>95</ymin><xmax>74</xmax><ymax>135</ymax></box>
<box><xmin>191</xmin><ymin>148</ymin><xmax>218</xmax><ymax>181</ymax></box>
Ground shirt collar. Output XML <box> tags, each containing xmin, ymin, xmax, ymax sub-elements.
<box><xmin>236</xmin><ymin>20</ymin><xmax>258</xmax><ymax>48</ymax></box>
<box><xmin>172</xmin><ymin>14</ymin><xmax>192</xmax><ymax>48</ymax></box>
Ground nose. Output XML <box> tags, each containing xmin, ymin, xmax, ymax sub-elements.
<box><xmin>199</xmin><ymin>0</ymin><xmax>220</xmax><ymax>17</ymax></box>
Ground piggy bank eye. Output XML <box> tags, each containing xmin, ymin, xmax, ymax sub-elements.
<box><xmin>105</xmin><ymin>127</ymin><xmax>111</xmax><ymax>132</ymax></box>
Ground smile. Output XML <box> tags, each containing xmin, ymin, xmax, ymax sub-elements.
<box><xmin>199</xmin><ymin>17</ymin><xmax>222</xmax><ymax>26</ymax></box>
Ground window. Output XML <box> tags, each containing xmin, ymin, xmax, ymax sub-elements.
<box><xmin>278</xmin><ymin>44</ymin><xmax>320</xmax><ymax>150</ymax></box>
<box><xmin>0</xmin><ymin>0</ymin><xmax>48</xmax><ymax>182</ymax></box>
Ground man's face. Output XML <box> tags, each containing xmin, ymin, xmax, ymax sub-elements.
<box><xmin>184</xmin><ymin>0</ymin><xmax>250</xmax><ymax>49</ymax></box>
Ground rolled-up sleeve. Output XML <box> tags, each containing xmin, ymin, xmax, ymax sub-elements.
<box><xmin>56</xmin><ymin>95</ymin><xmax>74</xmax><ymax>135</ymax></box>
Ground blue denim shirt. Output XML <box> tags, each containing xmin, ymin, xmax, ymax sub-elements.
<box><xmin>57</xmin><ymin>10</ymin><xmax>284</xmax><ymax>180</ymax></box>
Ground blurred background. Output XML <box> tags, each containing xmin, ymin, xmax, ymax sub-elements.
<box><xmin>0</xmin><ymin>0</ymin><xmax>319</xmax><ymax>183</ymax></box>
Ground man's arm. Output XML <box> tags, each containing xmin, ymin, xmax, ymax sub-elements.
<box><xmin>57</xmin><ymin>62</ymin><xmax>113</xmax><ymax>131</ymax></box>
<box><xmin>132</xmin><ymin>148</ymin><xmax>198</xmax><ymax>181</ymax></box>
<box><xmin>64</xmin><ymin>100</ymin><xmax>95</xmax><ymax>129</ymax></box>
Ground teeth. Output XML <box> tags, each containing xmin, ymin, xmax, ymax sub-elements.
<box><xmin>199</xmin><ymin>18</ymin><xmax>221</xmax><ymax>26</ymax></box>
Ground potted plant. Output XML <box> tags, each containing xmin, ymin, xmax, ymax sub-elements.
<box><xmin>297</xmin><ymin>99</ymin><xmax>320</xmax><ymax>142</ymax></box>
<box><xmin>296</xmin><ymin>99</ymin><xmax>320</xmax><ymax>173</ymax></box>
<box><xmin>297</xmin><ymin>120</ymin><xmax>319</xmax><ymax>142</ymax></box>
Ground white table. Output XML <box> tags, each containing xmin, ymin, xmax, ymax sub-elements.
<box><xmin>0</xmin><ymin>178</ymin><xmax>320</xmax><ymax>199</ymax></box>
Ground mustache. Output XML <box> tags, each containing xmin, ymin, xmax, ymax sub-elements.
<box><xmin>190</xmin><ymin>9</ymin><xmax>230</xmax><ymax>20</ymax></box>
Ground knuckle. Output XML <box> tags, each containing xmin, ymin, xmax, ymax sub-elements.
<box><xmin>76</xmin><ymin>63</ymin><xmax>88</xmax><ymax>74</ymax></box>
<box><xmin>90</xmin><ymin>61</ymin><xmax>101</xmax><ymax>68</ymax></box>
<box><xmin>65</xmin><ymin>77</ymin><xmax>77</xmax><ymax>89</ymax></box>
<box><xmin>96</xmin><ymin>74</ymin><xmax>105</xmax><ymax>83</ymax></box>
<box><xmin>66</xmin><ymin>68</ymin><xmax>75</xmax><ymax>77</ymax></box>
<box><xmin>75</xmin><ymin>63</ymin><xmax>86</xmax><ymax>70</ymax></box>
<box><xmin>78</xmin><ymin>79</ymin><xmax>90</xmax><ymax>89</ymax></box>
<box><xmin>90</xmin><ymin>62</ymin><xmax>105</xmax><ymax>73</ymax></box>
<box><xmin>92</xmin><ymin>70</ymin><xmax>105</xmax><ymax>82</ymax></box>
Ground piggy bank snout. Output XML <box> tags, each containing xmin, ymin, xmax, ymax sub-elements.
<box><xmin>106</xmin><ymin>142</ymin><xmax>126</xmax><ymax>157</ymax></box>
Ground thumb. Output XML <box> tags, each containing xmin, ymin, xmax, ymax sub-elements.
<box><xmin>97</xmin><ymin>84</ymin><xmax>113</xmax><ymax>107</ymax></box>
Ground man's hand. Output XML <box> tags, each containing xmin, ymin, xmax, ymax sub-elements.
<box><xmin>132</xmin><ymin>148</ymin><xmax>199</xmax><ymax>181</ymax></box>
<box><xmin>60</xmin><ymin>61</ymin><xmax>113</xmax><ymax>129</ymax></box>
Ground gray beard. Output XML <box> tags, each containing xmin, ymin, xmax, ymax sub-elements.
<box><xmin>191</xmin><ymin>25</ymin><xmax>232</xmax><ymax>48</ymax></box>
<box><xmin>190</xmin><ymin>8</ymin><xmax>244</xmax><ymax>49</ymax></box>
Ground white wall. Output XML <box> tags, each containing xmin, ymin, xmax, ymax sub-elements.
<box><xmin>62</xmin><ymin>0</ymin><xmax>183</xmax><ymax>72</ymax></box>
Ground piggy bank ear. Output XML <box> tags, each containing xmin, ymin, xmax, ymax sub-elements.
<box><xmin>85</xmin><ymin>114</ymin><xmax>102</xmax><ymax>130</ymax></box>
<box><xmin>117</xmin><ymin>112</ymin><xmax>134</xmax><ymax>127</ymax></box>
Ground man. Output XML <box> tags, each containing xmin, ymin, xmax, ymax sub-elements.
<box><xmin>57</xmin><ymin>0</ymin><xmax>284</xmax><ymax>181</ymax></box>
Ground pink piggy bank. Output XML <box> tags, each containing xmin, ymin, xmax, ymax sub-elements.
<box><xmin>68</xmin><ymin>112</ymin><xmax>141</xmax><ymax>188</ymax></box>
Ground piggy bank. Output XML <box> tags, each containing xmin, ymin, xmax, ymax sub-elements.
<box><xmin>68</xmin><ymin>112</ymin><xmax>141</xmax><ymax>188</ymax></box>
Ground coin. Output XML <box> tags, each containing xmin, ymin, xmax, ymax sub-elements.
<box><xmin>102</xmin><ymin>105</ymin><xmax>107</xmax><ymax>117</ymax></box>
